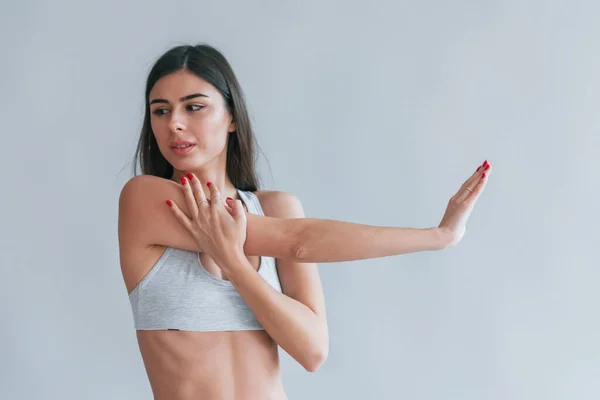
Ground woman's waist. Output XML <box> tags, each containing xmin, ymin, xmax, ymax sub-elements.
<box><xmin>137</xmin><ymin>329</ymin><xmax>283</xmax><ymax>397</ymax></box>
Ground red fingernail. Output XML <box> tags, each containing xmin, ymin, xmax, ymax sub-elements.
<box><xmin>482</xmin><ymin>172</ymin><xmax>487</xmax><ymax>178</ymax></box>
<box><xmin>476</xmin><ymin>166</ymin><xmax>481</xmax><ymax>172</ymax></box>
<box><xmin>483</xmin><ymin>160</ymin><xmax>489</xmax><ymax>167</ymax></box>
<box><xmin>485</xmin><ymin>164</ymin><xmax>490</xmax><ymax>170</ymax></box>
<box><xmin>166</xmin><ymin>200</ymin><xmax>173</xmax><ymax>207</ymax></box>
<box><xmin>226</xmin><ymin>197</ymin><xmax>232</xmax><ymax>201</ymax></box>
<box><xmin>186</xmin><ymin>173</ymin><xmax>193</xmax><ymax>180</ymax></box>
<box><xmin>207</xmin><ymin>182</ymin><xmax>212</xmax><ymax>187</ymax></box>
<box><xmin>180</xmin><ymin>177</ymin><xmax>187</xmax><ymax>185</ymax></box>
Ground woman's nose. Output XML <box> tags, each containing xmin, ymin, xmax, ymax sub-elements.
<box><xmin>169</xmin><ymin>115</ymin><xmax>186</xmax><ymax>132</ymax></box>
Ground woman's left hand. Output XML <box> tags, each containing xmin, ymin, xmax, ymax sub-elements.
<box><xmin>166</xmin><ymin>173</ymin><xmax>248</xmax><ymax>270</ymax></box>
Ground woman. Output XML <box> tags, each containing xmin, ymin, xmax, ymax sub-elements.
<box><xmin>118</xmin><ymin>43</ymin><xmax>491</xmax><ymax>400</ymax></box>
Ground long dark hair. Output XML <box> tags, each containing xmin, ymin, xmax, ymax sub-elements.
<box><xmin>132</xmin><ymin>44</ymin><xmax>261</xmax><ymax>192</ymax></box>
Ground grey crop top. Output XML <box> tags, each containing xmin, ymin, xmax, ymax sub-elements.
<box><xmin>128</xmin><ymin>189</ymin><xmax>282</xmax><ymax>331</ymax></box>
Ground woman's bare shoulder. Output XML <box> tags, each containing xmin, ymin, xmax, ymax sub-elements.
<box><xmin>119</xmin><ymin>174</ymin><xmax>176</xmax><ymax>197</ymax></box>
<box><xmin>118</xmin><ymin>175</ymin><xmax>183</xmax><ymax>224</ymax></box>
<box><xmin>118</xmin><ymin>174</ymin><xmax>200</xmax><ymax>254</ymax></box>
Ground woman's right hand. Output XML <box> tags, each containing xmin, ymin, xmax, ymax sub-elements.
<box><xmin>166</xmin><ymin>174</ymin><xmax>249</xmax><ymax>271</ymax></box>
<box><xmin>437</xmin><ymin>160</ymin><xmax>492</xmax><ymax>249</ymax></box>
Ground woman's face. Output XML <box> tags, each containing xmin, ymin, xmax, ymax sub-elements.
<box><xmin>148</xmin><ymin>69</ymin><xmax>236</xmax><ymax>173</ymax></box>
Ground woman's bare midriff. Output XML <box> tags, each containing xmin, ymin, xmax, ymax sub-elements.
<box><xmin>136</xmin><ymin>329</ymin><xmax>287</xmax><ymax>400</ymax></box>
<box><xmin>125</xmin><ymin>242</ymin><xmax>288</xmax><ymax>400</ymax></box>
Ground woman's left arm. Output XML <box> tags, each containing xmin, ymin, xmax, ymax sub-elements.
<box><xmin>225</xmin><ymin>191</ymin><xmax>329</xmax><ymax>373</ymax></box>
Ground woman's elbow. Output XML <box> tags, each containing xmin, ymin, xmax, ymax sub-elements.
<box><xmin>303</xmin><ymin>344</ymin><xmax>329</xmax><ymax>373</ymax></box>
<box><xmin>293</xmin><ymin>244</ymin><xmax>310</xmax><ymax>262</ymax></box>
<box><xmin>288</xmin><ymin>221</ymin><xmax>310</xmax><ymax>262</ymax></box>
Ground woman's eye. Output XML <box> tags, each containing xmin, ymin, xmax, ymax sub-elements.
<box><xmin>152</xmin><ymin>105</ymin><xmax>203</xmax><ymax>116</ymax></box>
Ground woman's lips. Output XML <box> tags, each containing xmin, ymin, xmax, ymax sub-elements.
<box><xmin>171</xmin><ymin>144</ymin><xmax>196</xmax><ymax>155</ymax></box>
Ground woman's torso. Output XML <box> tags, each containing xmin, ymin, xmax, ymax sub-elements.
<box><xmin>123</xmin><ymin>190</ymin><xmax>288</xmax><ymax>400</ymax></box>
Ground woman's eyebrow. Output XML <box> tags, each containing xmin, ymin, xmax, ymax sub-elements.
<box><xmin>149</xmin><ymin>93</ymin><xmax>210</xmax><ymax>105</ymax></box>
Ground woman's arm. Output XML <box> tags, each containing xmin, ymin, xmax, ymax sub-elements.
<box><xmin>118</xmin><ymin>175</ymin><xmax>449</xmax><ymax>263</ymax></box>
<box><xmin>224</xmin><ymin>191</ymin><xmax>329</xmax><ymax>372</ymax></box>
<box><xmin>244</xmin><ymin>213</ymin><xmax>447</xmax><ymax>262</ymax></box>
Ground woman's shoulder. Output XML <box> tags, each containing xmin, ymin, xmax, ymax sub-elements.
<box><xmin>120</xmin><ymin>174</ymin><xmax>173</xmax><ymax>190</ymax></box>
<box><xmin>119</xmin><ymin>175</ymin><xmax>184</xmax><ymax>208</ymax></box>
<box><xmin>253</xmin><ymin>190</ymin><xmax>306</xmax><ymax>219</ymax></box>
<box><xmin>119</xmin><ymin>174</ymin><xmax>176</xmax><ymax>201</ymax></box>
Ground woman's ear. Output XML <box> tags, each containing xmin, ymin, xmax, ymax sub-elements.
<box><xmin>228</xmin><ymin>119</ymin><xmax>236</xmax><ymax>133</ymax></box>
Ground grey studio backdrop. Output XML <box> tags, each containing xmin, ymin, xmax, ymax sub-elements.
<box><xmin>1</xmin><ymin>1</ymin><xmax>598</xmax><ymax>399</ymax></box>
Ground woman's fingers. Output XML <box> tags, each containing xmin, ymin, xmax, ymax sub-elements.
<box><xmin>466</xmin><ymin>165</ymin><xmax>491</xmax><ymax>204</ymax></box>
<box><xmin>179</xmin><ymin>176</ymin><xmax>199</xmax><ymax>219</ymax></box>
<box><xmin>457</xmin><ymin>160</ymin><xmax>491</xmax><ymax>202</ymax></box>
<box><xmin>463</xmin><ymin>164</ymin><xmax>482</xmax><ymax>186</ymax></box>
<box><xmin>207</xmin><ymin>181</ymin><xmax>224</xmax><ymax>212</ymax></box>
<box><xmin>186</xmin><ymin>173</ymin><xmax>209</xmax><ymax>210</ymax></box>
<box><xmin>224</xmin><ymin>197</ymin><xmax>234</xmax><ymax>214</ymax></box>
<box><xmin>165</xmin><ymin>199</ymin><xmax>193</xmax><ymax>231</ymax></box>
<box><xmin>224</xmin><ymin>198</ymin><xmax>247</xmax><ymax>221</ymax></box>
<box><xmin>178</xmin><ymin>176</ymin><xmax>240</xmax><ymax>220</ymax></box>
<box><xmin>230</xmin><ymin>199</ymin><xmax>246</xmax><ymax>222</ymax></box>
<box><xmin>462</xmin><ymin>160</ymin><xmax>487</xmax><ymax>189</ymax></box>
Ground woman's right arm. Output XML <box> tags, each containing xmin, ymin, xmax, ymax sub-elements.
<box><xmin>118</xmin><ymin>175</ymin><xmax>452</xmax><ymax>263</ymax></box>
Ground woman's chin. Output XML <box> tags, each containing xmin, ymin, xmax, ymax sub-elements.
<box><xmin>169</xmin><ymin>156</ymin><xmax>209</xmax><ymax>171</ymax></box>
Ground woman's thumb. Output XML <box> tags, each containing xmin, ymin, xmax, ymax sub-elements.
<box><xmin>225</xmin><ymin>198</ymin><xmax>246</xmax><ymax>221</ymax></box>
<box><xmin>231</xmin><ymin>199</ymin><xmax>246</xmax><ymax>221</ymax></box>
<box><xmin>224</xmin><ymin>197</ymin><xmax>234</xmax><ymax>214</ymax></box>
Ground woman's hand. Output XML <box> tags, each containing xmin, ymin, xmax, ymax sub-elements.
<box><xmin>438</xmin><ymin>160</ymin><xmax>492</xmax><ymax>249</ymax></box>
<box><xmin>165</xmin><ymin>173</ymin><xmax>248</xmax><ymax>270</ymax></box>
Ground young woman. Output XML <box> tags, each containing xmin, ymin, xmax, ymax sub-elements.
<box><xmin>118</xmin><ymin>43</ymin><xmax>492</xmax><ymax>400</ymax></box>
